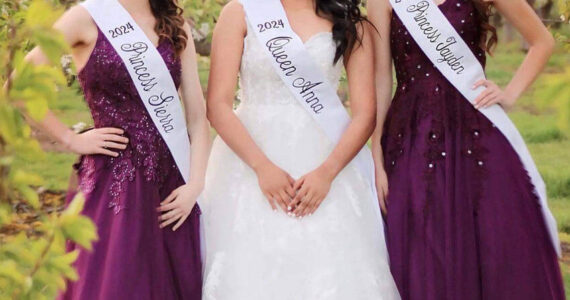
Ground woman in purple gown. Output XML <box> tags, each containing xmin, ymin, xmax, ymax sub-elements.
<box><xmin>368</xmin><ymin>0</ymin><xmax>565</xmax><ymax>299</ymax></box>
<box><xmin>25</xmin><ymin>0</ymin><xmax>210</xmax><ymax>299</ymax></box>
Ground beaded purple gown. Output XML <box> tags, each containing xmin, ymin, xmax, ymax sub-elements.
<box><xmin>59</xmin><ymin>27</ymin><xmax>202</xmax><ymax>300</ymax></box>
<box><xmin>382</xmin><ymin>0</ymin><xmax>565</xmax><ymax>299</ymax></box>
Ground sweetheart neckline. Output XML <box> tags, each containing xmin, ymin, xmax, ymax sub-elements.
<box><xmin>301</xmin><ymin>31</ymin><xmax>333</xmax><ymax>45</ymax></box>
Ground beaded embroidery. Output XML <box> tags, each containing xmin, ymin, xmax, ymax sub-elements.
<box><xmin>77</xmin><ymin>27</ymin><xmax>182</xmax><ymax>213</ymax></box>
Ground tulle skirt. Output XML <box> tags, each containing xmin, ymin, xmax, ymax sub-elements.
<box><xmin>202</xmin><ymin>102</ymin><xmax>400</xmax><ymax>300</ymax></box>
<box><xmin>60</xmin><ymin>155</ymin><xmax>202</xmax><ymax>300</ymax></box>
<box><xmin>382</xmin><ymin>83</ymin><xmax>565</xmax><ymax>300</ymax></box>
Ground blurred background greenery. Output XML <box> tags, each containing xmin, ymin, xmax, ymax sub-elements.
<box><xmin>0</xmin><ymin>0</ymin><xmax>569</xmax><ymax>298</ymax></box>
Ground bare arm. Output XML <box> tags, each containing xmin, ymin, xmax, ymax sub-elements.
<box><xmin>206</xmin><ymin>1</ymin><xmax>295</xmax><ymax>212</ymax></box>
<box><xmin>180</xmin><ymin>23</ymin><xmax>211</xmax><ymax>188</ymax></box>
<box><xmin>324</xmin><ymin>25</ymin><xmax>377</xmax><ymax>181</ymax></box>
<box><xmin>474</xmin><ymin>0</ymin><xmax>555</xmax><ymax>109</ymax></box>
<box><xmin>292</xmin><ymin>23</ymin><xmax>378</xmax><ymax>217</ymax></box>
<box><xmin>159</xmin><ymin>23</ymin><xmax>212</xmax><ymax>231</ymax></box>
<box><xmin>206</xmin><ymin>2</ymin><xmax>266</xmax><ymax>172</ymax></box>
<box><xmin>22</xmin><ymin>6</ymin><xmax>127</xmax><ymax>157</ymax></box>
<box><xmin>368</xmin><ymin>0</ymin><xmax>393</xmax><ymax>161</ymax></box>
<box><xmin>368</xmin><ymin>0</ymin><xmax>393</xmax><ymax>214</ymax></box>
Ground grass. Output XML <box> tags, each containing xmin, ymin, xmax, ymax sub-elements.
<box><xmin>551</xmin><ymin>198</ymin><xmax>570</xmax><ymax>234</ymax></box>
<box><xmin>510</xmin><ymin>112</ymin><xmax>565</xmax><ymax>143</ymax></box>
<box><xmin>530</xmin><ymin>142</ymin><xmax>570</xmax><ymax>199</ymax></box>
<box><xmin>13</xmin><ymin>151</ymin><xmax>76</xmax><ymax>191</ymax></box>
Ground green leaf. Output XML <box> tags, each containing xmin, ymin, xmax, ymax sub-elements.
<box><xmin>24</xmin><ymin>97</ymin><xmax>49</xmax><ymax>120</ymax></box>
<box><xmin>47</xmin><ymin>251</ymin><xmax>79</xmax><ymax>281</ymax></box>
<box><xmin>11</xmin><ymin>169</ymin><xmax>44</xmax><ymax>187</ymax></box>
<box><xmin>15</xmin><ymin>184</ymin><xmax>40</xmax><ymax>209</ymax></box>
<box><xmin>31</xmin><ymin>29</ymin><xmax>69</xmax><ymax>65</ymax></box>
<box><xmin>60</xmin><ymin>195</ymin><xmax>98</xmax><ymax>249</ymax></box>
<box><xmin>24</xmin><ymin>0</ymin><xmax>63</xmax><ymax>28</ymax></box>
<box><xmin>0</xmin><ymin>260</ymin><xmax>27</xmax><ymax>285</ymax></box>
<box><xmin>60</xmin><ymin>216</ymin><xmax>98</xmax><ymax>250</ymax></box>
<box><xmin>0</xmin><ymin>105</ymin><xmax>21</xmax><ymax>144</ymax></box>
<box><xmin>0</xmin><ymin>203</ymin><xmax>12</xmax><ymax>227</ymax></box>
<box><xmin>62</xmin><ymin>193</ymin><xmax>85</xmax><ymax>217</ymax></box>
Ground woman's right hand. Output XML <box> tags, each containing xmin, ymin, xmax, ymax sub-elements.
<box><xmin>254</xmin><ymin>161</ymin><xmax>296</xmax><ymax>213</ymax></box>
<box><xmin>376</xmin><ymin>167</ymin><xmax>389</xmax><ymax>216</ymax></box>
<box><xmin>65</xmin><ymin>127</ymin><xmax>128</xmax><ymax>157</ymax></box>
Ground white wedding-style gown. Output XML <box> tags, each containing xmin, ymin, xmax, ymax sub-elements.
<box><xmin>201</xmin><ymin>20</ymin><xmax>400</xmax><ymax>300</ymax></box>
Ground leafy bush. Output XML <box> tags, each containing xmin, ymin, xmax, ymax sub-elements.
<box><xmin>0</xmin><ymin>0</ymin><xmax>96</xmax><ymax>299</ymax></box>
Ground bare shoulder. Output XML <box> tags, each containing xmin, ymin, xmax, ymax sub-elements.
<box><xmin>217</xmin><ymin>0</ymin><xmax>246</xmax><ymax>33</ymax></box>
<box><xmin>181</xmin><ymin>21</ymin><xmax>197</xmax><ymax>55</ymax></box>
<box><xmin>54</xmin><ymin>4</ymin><xmax>98</xmax><ymax>46</ymax></box>
<box><xmin>182</xmin><ymin>21</ymin><xmax>193</xmax><ymax>39</ymax></box>
<box><xmin>367</xmin><ymin>0</ymin><xmax>392</xmax><ymax>15</ymax></box>
<box><xmin>222</xmin><ymin>0</ymin><xmax>246</xmax><ymax>17</ymax></box>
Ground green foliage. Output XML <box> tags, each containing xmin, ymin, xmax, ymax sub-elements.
<box><xmin>0</xmin><ymin>0</ymin><xmax>96</xmax><ymax>299</ymax></box>
<box><xmin>0</xmin><ymin>196</ymin><xmax>97</xmax><ymax>299</ymax></box>
<box><xmin>529</xmin><ymin>141</ymin><xmax>570</xmax><ymax>198</ymax></box>
<box><xmin>556</xmin><ymin>0</ymin><xmax>570</xmax><ymax>24</ymax></box>
<box><xmin>534</xmin><ymin>66</ymin><xmax>570</xmax><ymax>132</ymax></box>
<box><xmin>183</xmin><ymin>0</ymin><xmax>225</xmax><ymax>43</ymax></box>
<box><xmin>509</xmin><ymin>112</ymin><xmax>565</xmax><ymax>143</ymax></box>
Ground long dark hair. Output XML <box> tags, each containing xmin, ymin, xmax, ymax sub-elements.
<box><xmin>314</xmin><ymin>0</ymin><xmax>370</xmax><ymax>63</ymax></box>
<box><xmin>472</xmin><ymin>0</ymin><xmax>498</xmax><ymax>53</ymax></box>
<box><xmin>149</xmin><ymin>0</ymin><xmax>188</xmax><ymax>55</ymax></box>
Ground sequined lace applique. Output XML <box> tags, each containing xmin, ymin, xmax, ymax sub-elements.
<box><xmin>77</xmin><ymin>27</ymin><xmax>182</xmax><ymax>213</ymax></box>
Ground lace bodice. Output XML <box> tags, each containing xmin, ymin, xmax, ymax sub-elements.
<box><xmin>238</xmin><ymin>21</ymin><xmax>343</xmax><ymax>106</ymax></box>
<box><xmin>76</xmin><ymin>26</ymin><xmax>182</xmax><ymax>213</ymax></box>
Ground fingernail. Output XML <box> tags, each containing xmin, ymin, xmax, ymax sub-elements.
<box><xmin>287</xmin><ymin>206</ymin><xmax>292</xmax><ymax>211</ymax></box>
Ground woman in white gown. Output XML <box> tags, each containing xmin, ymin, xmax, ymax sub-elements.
<box><xmin>202</xmin><ymin>0</ymin><xmax>400</xmax><ymax>299</ymax></box>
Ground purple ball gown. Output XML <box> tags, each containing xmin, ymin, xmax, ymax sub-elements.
<box><xmin>59</xmin><ymin>26</ymin><xmax>202</xmax><ymax>300</ymax></box>
<box><xmin>382</xmin><ymin>0</ymin><xmax>565</xmax><ymax>299</ymax></box>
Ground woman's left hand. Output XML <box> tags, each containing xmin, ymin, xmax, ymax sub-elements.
<box><xmin>289</xmin><ymin>166</ymin><xmax>335</xmax><ymax>218</ymax></box>
<box><xmin>473</xmin><ymin>79</ymin><xmax>516</xmax><ymax>110</ymax></box>
<box><xmin>158</xmin><ymin>183</ymin><xmax>202</xmax><ymax>231</ymax></box>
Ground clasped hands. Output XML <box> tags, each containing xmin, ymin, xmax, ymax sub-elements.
<box><xmin>255</xmin><ymin>161</ymin><xmax>335</xmax><ymax>218</ymax></box>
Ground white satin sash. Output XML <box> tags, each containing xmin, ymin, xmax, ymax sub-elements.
<box><xmin>240</xmin><ymin>0</ymin><xmax>383</xmax><ymax>222</ymax></box>
<box><xmin>82</xmin><ymin>0</ymin><xmax>191</xmax><ymax>183</ymax></box>
<box><xmin>390</xmin><ymin>0</ymin><xmax>560</xmax><ymax>255</ymax></box>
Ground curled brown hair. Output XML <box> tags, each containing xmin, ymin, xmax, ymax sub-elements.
<box><xmin>472</xmin><ymin>0</ymin><xmax>498</xmax><ymax>53</ymax></box>
<box><xmin>150</xmin><ymin>0</ymin><xmax>188</xmax><ymax>55</ymax></box>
